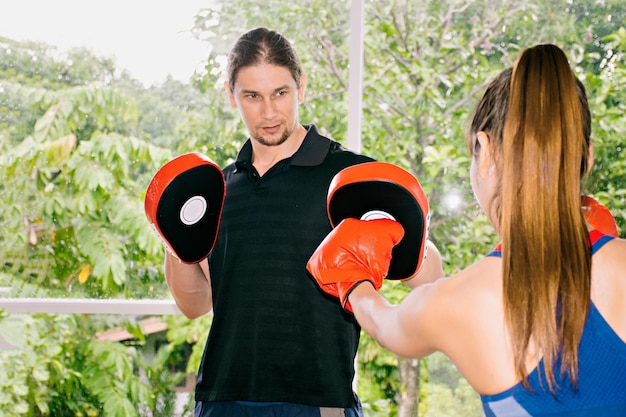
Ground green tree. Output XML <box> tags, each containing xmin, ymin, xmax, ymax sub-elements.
<box><xmin>0</xmin><ymin>311</ymin><xmax>157</xmax><ymax>417</ymax></box>
<box><xmin>0</xmin><ymin>38</ymin><xmax>192</xmax><ymax>416</ymax></box>
<box><xmin>0</xmin><ymin>81</ymin><xmax>170</xmax><ymax>298</ymax></box>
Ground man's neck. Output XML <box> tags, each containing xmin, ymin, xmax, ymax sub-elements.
<box><xmin>251</xmin><ymin>124</ymin><xmax>307</xmax><ymax>176</ymax></box>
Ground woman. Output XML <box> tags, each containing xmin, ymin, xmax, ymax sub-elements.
<box><xmin>307</xmin><ymin>44</ymin><xmax>626</xmax><ymax>415</ymax></box>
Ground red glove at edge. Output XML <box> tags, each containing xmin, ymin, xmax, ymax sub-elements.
<box><xmin>582</xmin><ymin>195</ymin><xmax>619</xmax><ymax>237</ymax></box>
<box><xmin>306</xmin><ymin>218</ymin><xmax>405</xmax><ymax>312</ymax></box>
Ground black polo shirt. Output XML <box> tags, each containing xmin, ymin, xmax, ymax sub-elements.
<box><xmin>196</xmin><ymin>125</ymin><xmax>374</xmax><ymax>407</ymax></box>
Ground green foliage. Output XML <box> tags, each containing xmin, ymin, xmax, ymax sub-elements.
<box><xmin>581</xmin><ymin>27</ymin><xmax>626</xmax><ymax>234</ymax></box>
<box><xmin>141</xmin><ymin>342</ymin><xmax>187</xmax><ymax>417</ymax></box>
<box><xmin>358</xmin><ymin>332</ymin><xmax>401</xmax><ymax>402</ymax></box>
<box><xmin>0</xmin><ymin>311</ymin><xmax>190</xmax><ymax>416</ymax></box>
<box><xmin>0</xmin><ymin>313</ymin><xmax>156</xmax><ymax>417</ymax></box>
<box><xmin>164</xmin><ymin>315</ymin><xmax>212</xmax><ymax>375</ymax></box>
<box><xmin>0</xmin><ymin>81</ymin><xmax>172</xmax><ymax>297</ymax></box>
<box><xmin>82</xmin><ymin>340</ymin><xmax>148</xmax><ymax>417</ymax></box>
<box><xmin>420</xmin><ymin>353</ymin><xmax>484</xmax><ymax>417</ymax></box>
<box><xmin>0</xmin><ymin>38</ymin><xmax>119</xmax><ymax>147</ymax></box>
<box><xmin>160</xmin><ymin>314</ymin><xmax>215</xmax><ymax>415</ymax></box>
<box><xmin>0</xmin><ymin>37</ymin><xmax>116</xmax><ymax>89</ymax></box>
<box><xmin>0</xmin><ymin>38</ymin><xmax>189</xmax><ymax>415</ymax></box>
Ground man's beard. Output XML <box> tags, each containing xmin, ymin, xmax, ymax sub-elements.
<box><xmin>253</xmin><ymin>125</ymin><xmax>292</xmax><ymax>147</ymax></box>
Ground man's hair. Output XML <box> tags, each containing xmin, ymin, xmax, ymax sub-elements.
<box><xmin>226</xmin><ymin>27</ymin><xmax>303</xmax><ymax>91</ymax></box>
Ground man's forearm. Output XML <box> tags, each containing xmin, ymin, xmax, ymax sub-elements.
<box><xmin>164</xmin><ymin>252</ymin><xmax>213</xmax><ymax>319</ymax></box>
<box><xmin>403</xmin><ymin>240</ymin><xmax>444</xmax><ymax>289</ymax></box>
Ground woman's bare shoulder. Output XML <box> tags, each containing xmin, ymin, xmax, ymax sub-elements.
<box><xmin>400</xmin><ymin>256</ymin><xmax>504</xmax><ymax>350</ymax></box>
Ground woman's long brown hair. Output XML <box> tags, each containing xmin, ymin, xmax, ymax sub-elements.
<box><xmin>469</xmin><ymin>44</ymin><xmax>592</xmax><ymax>392</ymax></box>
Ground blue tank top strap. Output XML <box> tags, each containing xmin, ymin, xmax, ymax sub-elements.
<box><xmin>486</xmin><ymin>230</ymin><xmax>614</xmax><ymax>259</ymax></box>
<box><xmin>589</xmin><ymin>229</ymin><xmax>615</xmax><ymax>254</ymax></box>
<box><xmin>487</xmin><ymin>242</ymin><xmax>502</xmax><ymax>258</ymax></box>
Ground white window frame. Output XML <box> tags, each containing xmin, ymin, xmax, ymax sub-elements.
<box><xmin>0</xmin><ymin>298</ymin><xmax>180</xmax><ymax>315</ymax></box>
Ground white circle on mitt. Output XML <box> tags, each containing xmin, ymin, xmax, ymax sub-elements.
<box><xmin>180</xmin><ymin>196</ymin><xmax>207</xmax><ymax>226</ymax></box>
<box><xmin>361</xmin><ymin>209</ymin><xmax>396</xmax><ymax>221</ymax></box>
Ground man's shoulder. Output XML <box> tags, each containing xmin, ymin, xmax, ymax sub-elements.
<box><xmin>326</xmin><ymin>140</ymin><xmax>375</xmax><ymax>165</ymax></box>
<box><xmin>314</xmin><ymin>130</ymin><xmax>374</xmax><ymax>164</ymax></box>
<box><xmin>296</xmin><ymin>124</ymin><xmax>375</xmax><ymax>167</ymax></box>
<box><xmin>221</xmin><ymin>161</ymin><xmax>238</xmax><ymax>180</ymax></box>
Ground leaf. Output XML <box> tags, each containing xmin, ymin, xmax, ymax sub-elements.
<box><xmin>106</xmin><ymin>196</ymin><xmax>163</xmax><ymax>257</ymax></box>
<box><xmin>78</xmin><ymin>264</ymin><xmax>91</xmax><ymax>284</ymax></box>
<box><xmin>32</xmin><ymin>365</ymin><xmax>50</xmax><ymax>382</ymax></box>
<box><xmin>75</xmin><ymin>223</ymin><xmax>127</xmax><ymax>289</ymax></box>
<box><xmin>43</xmin><ymin>133</ymin><xmax>77</xmax><ymax>163</ymax></box>
<box><xmin>35</xmin><ymin>395</ymin><xmax>50</xmax><ymax>415</ymax></box>
<box><xmin>12</xmin><ymin>383</ymin><xmax>28</xmax><ymax>396</ymax></box>
<box><xmin>122</xmin><ymin>322</ymin><xmax>145</xmax><ymax>343</ymax></box>
<box><xmin>14</xmin><ymin>402</ymin><xmax>29</xmax><ymax>414</ymax></box>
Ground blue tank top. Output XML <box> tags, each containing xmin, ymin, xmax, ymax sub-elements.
<box><xmin>481</xmin><ymin>231</ymin><xmax>626</xmax><ymax>416</ymax></box>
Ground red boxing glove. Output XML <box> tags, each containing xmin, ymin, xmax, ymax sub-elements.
<box><xmin>306</xmin><ymin>218</ymin><xmax>405</xmax><ymax>312</ymax></box>
<box><xmin>582</xmin><ymin>195</ymin><xmax>618</xmax><ymax>237</ymax></box>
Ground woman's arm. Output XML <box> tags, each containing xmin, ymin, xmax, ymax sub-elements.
<box><xmin>349</xmin><ymin>280</ymin><xmax>442</xmax><ymax>358</ymax></box>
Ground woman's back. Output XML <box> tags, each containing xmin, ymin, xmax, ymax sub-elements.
<box><xmin>436</xmin><ymin>232</ymin><xmax>626</xmax><ymax>416</ymax></box>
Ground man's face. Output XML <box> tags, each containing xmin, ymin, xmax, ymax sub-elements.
<box><xmin>226</xmin><ymin>63</ymin><xmax>306</xmax><ymax>147</ymax></box>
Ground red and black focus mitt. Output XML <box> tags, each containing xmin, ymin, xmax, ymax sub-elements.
<box><xmin>326</xmin><ymin>161</ymin><xmax>430</xmax><ymax>280</ymax></box>
<box><xmin>307</xmin><ymin>161</ymin><xmax>430</xmax><ymax>311</ymax></box>
<box><xmin>582</xmin><ymin>195</ymin><xmax>618</xmax><ymax>237</ymax></box>
<box><xmin>144</xmin><ymin>152</ymin><xmax>225</xmax><ymax>263</ymax></box>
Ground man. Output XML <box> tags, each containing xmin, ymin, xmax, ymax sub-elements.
<box><xmin>164</xmin><ymin>27</ymin><xmax>373</xmax><ymax>417</ymax></box>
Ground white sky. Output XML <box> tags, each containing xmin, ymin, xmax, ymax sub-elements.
<box><xmin>0</xmin><ymin>0</ymin><xmax>211</xmax><ymax>86</ymax></box>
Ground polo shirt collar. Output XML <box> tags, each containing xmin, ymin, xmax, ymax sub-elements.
<box><xmin>235</xmin><ymin>124</ymin><xmax>332</xmax><ymax>168</ymax></box>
